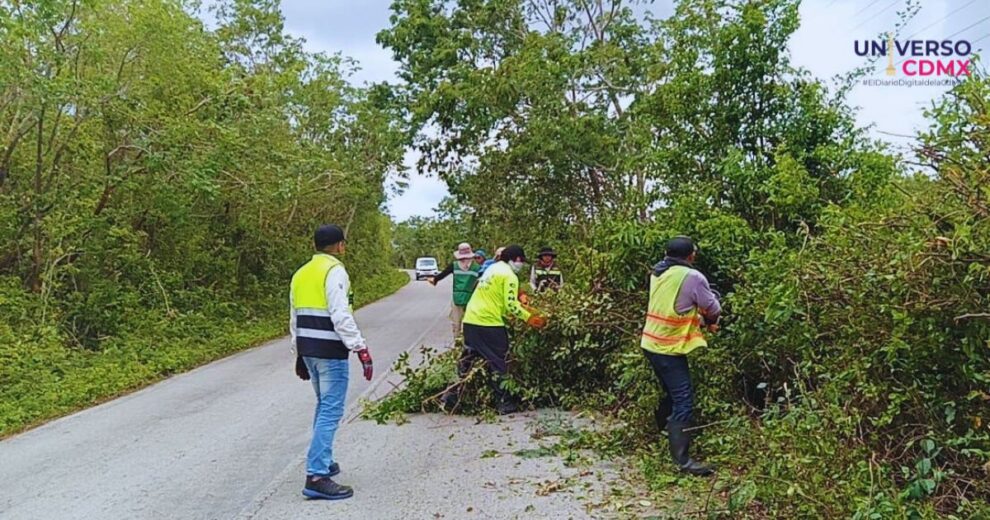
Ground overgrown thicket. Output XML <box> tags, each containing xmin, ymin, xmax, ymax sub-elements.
<box><xmin>0</xmin><ymin>0</ymin><xmax>407</xmax><ymax>436</ymax></box>
<box><xmin>378</xmin><ymin>0</ymin><xmax>988</xmax><ymax>516</ymax></box>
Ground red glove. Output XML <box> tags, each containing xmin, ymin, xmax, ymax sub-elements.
<box><xmin>526</xmin><ymin>314</ymin><xmax>548</xmax><ymax>329</ymax></box>
<box><xmin>356</xmin><ymin>348</ymin><xmax>373</xmax><ymax>381</ymax></box>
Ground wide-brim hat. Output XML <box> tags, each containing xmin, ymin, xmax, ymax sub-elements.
<box><xmin>537</xmin><ymin>247</ymin><xmax>557</xmax><ymax>258</ymax></box>
<box><xmin>455</xmin><ymin>242</ymin><xmax>474</xmax><ymax>260</ymax></box>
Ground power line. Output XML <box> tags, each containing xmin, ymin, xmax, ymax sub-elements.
<box><xmin>851</xmin><ymin>0</ymin><xmax>885</xmax><ymax>19</ymax></box>
<box><xmin>944</xmin><ymin>15</ymin><xmax>990</xmax><ymax>41</ymax></box>
<box><xmin>850</xmin><ymin>0</ymin><xmax>902</xmax><ymax>32</ymax></box>
<box><xmin>902</xmin><ymin>0</ymin><xmax>979</xmax><ymax>40</ymax></box>
<box><xmin>894</xmin><ymin>15</ymin><xmax>990</xmax><ymax>67</ymax></box>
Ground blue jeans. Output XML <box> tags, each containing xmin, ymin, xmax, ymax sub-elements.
<box><xmin>643</xmin><ymin>350</ymin><xmax>694</xmax><ymax>423</ymax></box>
<box><xmin>303</xmin><ymin>357</ymin><xmax>349</xmax><ymax>476</ymax></box>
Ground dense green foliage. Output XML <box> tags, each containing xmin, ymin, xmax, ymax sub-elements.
<box><xmin>378</xmin><ymin>0</ymin><xmax>989</xmax><ymax>516</ymax></box>
<box><xmin>0</xmin><ymin>0</ymin><xmax>407</xmax><ymax>436</ymax></box>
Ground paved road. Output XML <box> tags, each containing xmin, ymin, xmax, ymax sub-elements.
<box><xmin>0</xmin><ymin>272</ymin><xmax>453</xmax><ymax>520</ymax></box>
<box><xmin>241</xmin><ymin>412</ymin><xmax>617</xmax><ymax>520</ymax></box>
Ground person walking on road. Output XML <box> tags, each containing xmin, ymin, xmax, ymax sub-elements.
<box><xmin>641</xmin><ymin>236</ymin><xmax>720</xmax><ymax>476</ymax></box>
<box><xmin>448</xmin><ymin>245</ymin><xmax>547</xmax><ymax>414</ymax></box>
<box><xmin>530</xmin><ymin>246</ymin><xmax>563</xmax><ymax>293</ymax></box>
<box><xmin>290</xmin><ymin>224</ymin><xmax>375</xmax><ymax>500</ymax></box>
<box><xmin>429</xmin><ymin>242</ymin><xmax>482</xmax><ymax>337</ymax></box>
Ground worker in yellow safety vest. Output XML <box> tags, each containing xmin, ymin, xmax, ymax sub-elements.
<box><xmin>442</xmin><ymin>245</ymin><xmax>547</xmax><ymax>414</ymax></box>
<box><xmin>641</xmin><ymin>236</ymin><xmax>721</xmax><ymax>476</ymax></box>
<box><xmin>290</xmin><ymin>224</ymin><xmax>374</xmax><ymax>500</ymax></box>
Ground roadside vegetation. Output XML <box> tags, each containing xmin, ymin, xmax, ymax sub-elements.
<box><xmin>0</xmin><ymin>0</ymin><xmax>407</xmax><ymax>437</ymax></box>
<box><xmin>377</xmin><ymin>0</ymin><xmax>989</xmax><ymax>517</ymax></box>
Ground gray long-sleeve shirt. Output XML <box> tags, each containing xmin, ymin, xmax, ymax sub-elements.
<box><xmin>675</xmin><ymin>269</ymin><xmax>722</xmax><ymax>323</ymax></box>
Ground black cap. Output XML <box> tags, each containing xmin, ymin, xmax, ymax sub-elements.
<box><xmin>501</xmin><ymin>244</ymin><xmax>526</xmax><ymax>263</ymax></box>
<box><xmin>314</xmin><ymin>224</ymin><xmax>346</xmax><ymax>250</ymax></box>
<box><xmin>537</xmin><ymin>247</ymin><xmax>557</xmax><ymax>258</ymax></box>
<box><xmin>665</xmin><ymin>236</ymin><xmax>697</xmax><ymax>259</ymax></box>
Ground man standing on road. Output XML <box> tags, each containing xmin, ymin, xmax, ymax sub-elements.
<box><xmin>452</xmin><ymin>245</ymin><xmax>547</xmax><ymax>414</ymax></box>
<box><xmin>290</xmin><ymin>224</ymin><xmax>375</xmax><ymax>500</ymax></box>
<box><xmin>641</xmin><ymin>236</ymin><xmax>720</xmax><ymax>477</ymax></box>
<box><xmin>530</xmin><ymin>246</ymin><xmax>563</xmax><ymax>293</ymax></box>
<box><xmin>429</xmin><ymin>242</ymin><xmax>482</xmax><ymax>337</ymax></box>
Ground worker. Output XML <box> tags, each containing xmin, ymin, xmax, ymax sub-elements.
<box><xmin>447</xmin><ymin>245</ymin><xmax>547</xmax><ymax>414</ymax></box>
<box><xmin>530</xmin><ymin>246</ymin><xmax>563</xmax><ymax>293</ymax></box>
<box><xmin>429</xmin><ymin>242</ymin><xmax>482</xmax><ymax>337</ymax></box>
<box><xmin>478</xmin><ymin>246</ymin><xmax>503</xmax><ymax>275</ymax></box>
<box><xmin>641</xmin><ymin>236</ymin><xmax>720</xmax><ymax>477</ymax></box>
<box><xmin>290</xmin><ymin>224</ymin><xmax>375</xmax><ymax>500</ymax></box>
<box><xmin>473</xmin><ymin>249</ymin><xmax>487</xmax><ymax>266</ymax></box>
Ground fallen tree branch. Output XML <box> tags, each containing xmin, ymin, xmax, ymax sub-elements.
<box><xmin>954</xmin><ymin>313</ymin><xmax>990</xmax><ymax>321</ymax></box>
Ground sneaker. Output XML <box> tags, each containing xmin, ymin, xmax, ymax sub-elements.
<box><xmin>302</xmin><ymin>476</ymin><xmax>353</xmax><ymax>500</ymax></box>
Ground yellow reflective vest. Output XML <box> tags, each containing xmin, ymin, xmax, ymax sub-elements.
<box><xmin>641</xmin><ymin>265</ymin><xmax>707</xmax><ymax>355</ymax></box>
<box><xmin>291</xmin><ymin>253</ymin><xmax>349</xmax><ymax>357</ymax></box>
<box><xmin>463</xmin><ymin>261</ymin><xmax>532</xmax><ymax>327</ymax></box>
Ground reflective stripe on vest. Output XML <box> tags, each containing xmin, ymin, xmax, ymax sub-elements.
<box><xmin>534</xmin><ymin>268</ymin><xmax>562</xmax><ymax>291</ymax></box>
<box><xmin>640</xmin><ymin>265</ymin><xmax>707</xmax><ymax>355</ymax></box>
<box><xmin>291</xmin><ymin>254</ymin><xmax>346</xmax><ymax>351</ymax></box>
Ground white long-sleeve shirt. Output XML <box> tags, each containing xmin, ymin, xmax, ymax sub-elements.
<box><xmin>289</xmin><ymin>264</ymin><xmax>365</xmax><ymax>353</ymax></box>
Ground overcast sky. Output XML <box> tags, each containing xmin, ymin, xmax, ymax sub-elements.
<box><xmin>273</xmin><ymin>0</ymin><xmax>990</xmax><ymax>222</ymax></box>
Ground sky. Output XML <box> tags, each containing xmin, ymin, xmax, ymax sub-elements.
<box><xmin>272</xmin><ymin>0</ymin><xmax>990</xmax><ymax>222</ymax></box>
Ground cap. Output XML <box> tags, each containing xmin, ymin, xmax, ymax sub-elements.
<box><xmin>665</xmin><ymin>236</ymin><xmax>697</xmax><ymax>259</ymax></box>
<box><xmin>314</xmin><ymin>224</ymin><xmax>346</xmax><ymax>250</ymax></box>
<box><xmin>537</xmin><ymin>247</ymin><xmax>557</xmax><ymax>258</ymax></box>
<box><xmin>501</xmin><ymin>245</ymin><xmax>526</xmax><ymax>263</ymax></box>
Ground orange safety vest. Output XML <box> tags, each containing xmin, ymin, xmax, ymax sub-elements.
<box><xmin>640</xmin><ymin>265</ymin><xmax>707</xmax><ymax>355</ymax></box>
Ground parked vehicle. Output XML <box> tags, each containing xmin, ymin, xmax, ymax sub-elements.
<box><xmin>414</xmin><ymin>257</ymin><xmax>439</xmax><ymax>280</ymax></box>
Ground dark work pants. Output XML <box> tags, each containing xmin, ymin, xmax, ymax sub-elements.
<box><xmin>643</xmin><ymin>350</ymin><xmax>694</xmax><ymax>424</ymax></box>
<box><xmin>457</xmin><ymin>323</ymin><xmax>514</xmax><ymax>405</ymax></box>
<box><xmin>461</xmin><ymin>323</ymin><xmax>510</xmax><ymax>374</ymax></box>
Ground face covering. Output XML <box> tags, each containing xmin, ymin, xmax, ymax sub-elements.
<box><xmin>510</xmin><ymin>260</ymin><xmax>525</xmax><ymax>273</ymax></box>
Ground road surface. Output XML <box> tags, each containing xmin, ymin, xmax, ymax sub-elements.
<box><xmin>0</xmin><ymin>272</ymin><xmax>452</xmax><ymax>520</ymax></box>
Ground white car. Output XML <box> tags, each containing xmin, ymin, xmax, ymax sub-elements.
<box><xmin>414</xmin><ymin>257</ymin><xmax>440</xmax><ymax>281</ymax></box>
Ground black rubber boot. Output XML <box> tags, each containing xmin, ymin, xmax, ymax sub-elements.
<box><xmin>666</xmin><ymin>421</ymin><xmax>714</xmax><ymax>476</ymax></box>
<box><xmin>655</xmin><ymin>397</ymin><xmax>673</xmax><ymax>435</ymax></box>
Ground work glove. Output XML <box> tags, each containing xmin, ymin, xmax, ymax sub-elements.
<box><xmin>295</xmin><ymin>355</ymin><xmax>310</xmax><ymax>381</ymax></box>
<box><xmin>356</xmin><ymin>348</ymin><xmax>374</xmax><ymax>381</ymax></box>
<box><xmin>526</xmin><ymin>314</ymin><xmax>548</xmax><ymax>329</ymax></box>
